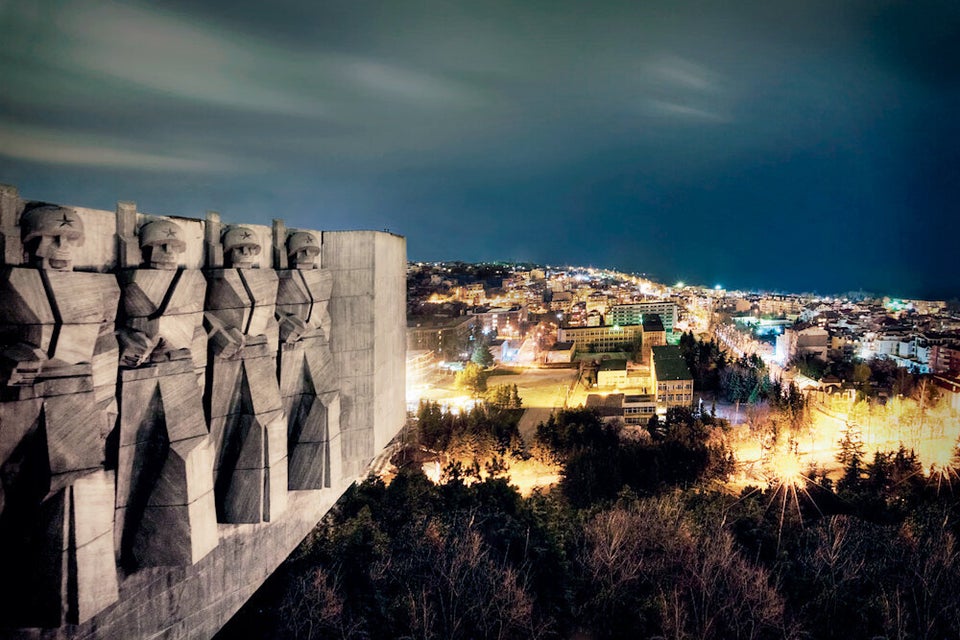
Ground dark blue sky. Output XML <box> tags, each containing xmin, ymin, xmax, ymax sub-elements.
<box><xmin>1</xmin><ymin>0</ymin><xmax>958</xmax><ymax>298</ymax></box>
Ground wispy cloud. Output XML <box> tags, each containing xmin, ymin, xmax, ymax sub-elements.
<box><xmin>3</xmin><ymin>0</ymin><xmax>484</xmax><ymax>118</ymax></box>
<box><xmin>641</xmin><ymin>53</ymin><xmax>732</xmax><ymax>123</ymax></box>
<box><xmin>0</xmin><ymin>0</ymin><xmax>495</xmax><ymax>171</ymax></box>
<box><xmin>48</xmin><ymin>0</ymin><xmax>326</xmax><ymax>116</ymax></box>
<box><xmin>647</xmin><ymin>99</ymin><xmax>730</xmax><ymax>122</ymax></box>
<box><xmin>647</xmin><ymin>55</ymin><xmax>720</xmax><ymax>92</ymax></box>
<box><xmin>344</xmin><ymin>59</ymin><xmax>483</xmax><ymax>108</ymax></box>
<box><xmin>0</xmin><ymin>124</ymin><xmax>248</xmax><ymax>172</ymax></box>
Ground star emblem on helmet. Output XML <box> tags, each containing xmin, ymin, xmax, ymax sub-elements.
<box><xmin>58</xmin><ymin>213</ymin><xmax>74</xmax><ymax>227</ymax></box>
<box><xmin>164</xmin><ymin>228</ymin><xmax>177</xmax><ymax>238</ymax></box>
<box><xmin>241</xmin><ymin>231</ymin><xmax>252</xmax><ymax>239</ymax></box>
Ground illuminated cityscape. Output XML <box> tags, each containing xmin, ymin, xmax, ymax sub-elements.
<box><xmin>2</xmin><ymin>0</ymin><xmax>959</xmax><ymax>638</ymax></box>
<box><xmin>406</xmin><ymin>260</ymin><xmax>960</xmax><ymax>492</ymax></box>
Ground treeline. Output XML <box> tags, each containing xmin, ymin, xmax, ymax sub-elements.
<box><xmin>416</xmin><ymin>398</ymin><xmax>522</xmax><ymax>456</ymax></box>
<box><xmin>727</xmin><ymin>441</ymin><xmax>960</xmax><ymax>640</ymax></box>
<box><xmin>678</xmin><ymin>331</ymin><xmax>774</xmax><ymax>403</ymax></box>
<box><xmin>537</xmin><ymin>407</ymin><xmax>734</xmax><ymax>507</ymax></box>
<box><xmin>678</xmin><ymin>330</ymin><xmax>726</xmax><ymax>390</ymax></box>
<box><xmin>218</xmin><ymin>463</ymin><xmax>786</xmax><ymax>639</ymax></box>
<box><xmin>219</xmin><ymin>405</ymin><xmax>960</xmax><ymax>640</ymax></box>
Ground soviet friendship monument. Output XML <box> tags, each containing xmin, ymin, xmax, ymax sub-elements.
<box><xmin>0</xmin><ymin>185</ymin><xmax>406</xmax><ymax>639</ymax></box>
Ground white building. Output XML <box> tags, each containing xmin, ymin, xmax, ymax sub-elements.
<box><xmin>607</xmin><ymin>302</ymin><xmax>679</xmax><ymax>334</ymax></box>
<box><xmin>776</xmin><ymin>325</ymin><xmax>829</xmax><ymax>363</ymax></box>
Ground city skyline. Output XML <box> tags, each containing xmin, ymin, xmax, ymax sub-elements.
<box><xmin>1</xmin><ymin>0</ymin><xmax>958</xmax><ymax>299</ymax></box>
<box><xmin>409</xmin><ymin>259</ymin><xmax>944</xmax><ymax>301</ymax></box>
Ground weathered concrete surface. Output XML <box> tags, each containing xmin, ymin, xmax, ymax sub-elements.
<box><xmin>3</xmin><ymin>485</ymin><xmax>351</xmax><ymax>640</ymax></box>
<box><xmin>373</xmin><ymin>233</ymin><xmax>408</xmax><ymax>454</ymax></box>
<box><xmin>0</xmin><ymin>188</ymin><xmax>406</xmax><ymax>640</ymax></box>
<box><xmin>322</xmin><ymin>230</ymin><xmax>406</xmax><ymax>479</ymax></box>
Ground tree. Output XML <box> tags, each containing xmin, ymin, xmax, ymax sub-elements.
<box><xmin>486</xmin><ymin>384</ymin><xmax>521</xmax><ymax>409</ymax></box>
<box><xmin>852</xmin><ymin>362</ymin><xmax>871</xmax><ymax>387</ymax></box>
<box><xmin>455</xmin><ymin>362</ymin><xmax>488</xmax><ymax>397</ymax></box>
<box><xmin>575</xmin><ymin>498</ymin><xmax>788</xmax><ymax>640</ymax></box>
<box><xmin>471</xmin><ymin>342</ymin><xmax>494</xmax><ymax>368</ymax></box>
<box><xmin>509</xmin><ymin>384</ymin><xmax>522</xmax><ymax>409</ymax></box>
<box><xmin>836</xmin><ymin>426</ymin><xmax>865</xmax><ymax>469</ymax></box>
<box><xmin>791</xmin><ymin>353</ymin><xmax>827</xmax><ymax>380</ymax></box>
<box><xmin>679</xmin><ymin>332</ymin><xmax>726</xmax><ymax>391</ymax></box>
<box><xmin>487</xmin><ymin>384</ymin><xmax>511</xmax><ymax>408</ymax></box>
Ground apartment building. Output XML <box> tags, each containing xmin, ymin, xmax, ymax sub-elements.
<box><xmin>651</xmin><ymin>345</ymin><xmax>694</xmax><ymax>408</ymax></box>
<box><xmin>608</xmin><ymin>302</ymin><xmax>678</xmax><ymax>334</ymax></box>
<box><xmin>558</xmin><ymin>323</ymin><xmax>643</xmax><ymax>353</ymax></box>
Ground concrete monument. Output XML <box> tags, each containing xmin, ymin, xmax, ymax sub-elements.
<box><xmin>204</xmin><ymin>220</ymin><xmax>287</xmax><ymax>523</ymax></box>
<box><xmin>114</xmin><ymin>214</ymin><xmax>218</xmax><ymax>569</ymax></box>
<box><xmin>274</xmin><ymin>225</ymin><xmax>342</xmax><ymax>490</ymax></box>
<box><xmin>0</xmin><ymin>203</ymin><xmax>120</xmax><ymax>626</ymax></box>
<box><xmin>0</xmin><ymin>185</ymin><xmax>405</xmax><ymax>639</ymax></box>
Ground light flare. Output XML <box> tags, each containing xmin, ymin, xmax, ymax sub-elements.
<box><xmin>918</xmin><ymin>437</ymin><xmax>960</xmax><ymax>492</ymax></box>
<box><xmin>758</xmin><ymin>440</ymin><xmax>820</xmax><ymax>551</ymax></box>
<box><xmin>770</xmin><ymin>449</ymin><xmax>805</xmax><ymax>490</ymax></box>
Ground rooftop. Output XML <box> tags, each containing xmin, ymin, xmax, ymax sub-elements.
<box><xmin>599</xmin><ymin>359</ymin><xmax>628</xmax><ymax>372</ymax></box>
<box><xmin>407</xmin><ymin>315</ymin><xmax>473</xmax><ymax>329</ymax></box>
<box><xmin>652</xmin><ymin>345</ymin><xmax>692</xmax><ymax>381</ymax></box>
<box><xmin>585</xmin><ymin>393</ymin><xmax>625</xmax><ymax>416</ymax></box>
<box><xmin>561</xmin><ymin>323</ymin><xmax>640</xmax><ymax>330</ymax></box>
<box><xmin>642</xmin><ymin>313</ymin><xmax>664</xmax><ymax>332</ymax></box>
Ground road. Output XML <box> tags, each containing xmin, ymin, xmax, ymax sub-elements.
<box><xmin>488</xmin><ymin>368</ymin><xmax>580</xmax><ymax>446</ymax></box>
<box><xmin>517</xmin><ymin>407</ymin><xmax>553</xmax><ymax>446</ymax></box>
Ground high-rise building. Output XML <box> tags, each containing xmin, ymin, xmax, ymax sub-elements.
<box><xmin>608</xmin><ymin>302</ymin><xmax>678</xmax><ymax>333</ymax></box>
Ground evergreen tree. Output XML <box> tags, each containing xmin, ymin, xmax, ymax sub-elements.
<box><xmin>456</xmin><ymin>362</ymin><xmax>489</xmax><ymax>397</ymax></box>
<box><xmin>509</xmin><ymin>384</ymin><xmax>522</xmax><ymax>409</ymax></box>
<box><xmin>472</xmin><ymin>342</ymin><xmax>495</xmax><ymax>367</ymax></box>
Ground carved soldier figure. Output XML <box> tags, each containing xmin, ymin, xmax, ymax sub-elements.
<box><xmin>114</xmin><ymin>218</ymin><xmax>217</xmax><ymax>570</ymax></box>
<box><xmin>204</xmin><ymin>225</ymin><xmax>287</xmax><ymax>523</ymax></box>
<box><xmin>0</xmin><ymin>203</ymin><xmax>119</xmax><ymax>626</ymax></box>
<box><xmin>276</xmin><ymin>231</ymin><xmax>342</xmax><ymax>490</ymax></box>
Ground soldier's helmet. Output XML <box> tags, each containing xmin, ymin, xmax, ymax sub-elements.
<box><xmin>21</xmin><ymin>204</ymin><xmax>85</xmax><ymax>246</ymax></box>
<box><xmin>20</xmin><ymin>203</ymin><xmax>85</xmax><ymax>270</ymax></box>
<box><xmin>139</xmin><ymin>219</ymin><xmax>187</xmax><ymax>253</ymax></box>
<box><xmin>287</xmin><ymin>231</ymin><xmax>320</xmax><ymax>259</ymax></box>
<box><xmin>222</xmin><ymin>226</ymin><xmax>261</xmax><ymax>254</ymax></box>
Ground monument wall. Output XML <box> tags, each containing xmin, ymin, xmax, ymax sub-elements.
<box><xmin>0</xmin><ymin>185</ymin><xmax>406</xmax><ymax>639</ymax></box>
<box><xmin>322</xmin><ymin>231</ymin><xmax>408</xmax><ymax>477</ymax></box>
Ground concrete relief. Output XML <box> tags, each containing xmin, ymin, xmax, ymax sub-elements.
<box><xmin>287</xmin><ymin>230</ymin><xmax>319</xmax><ymax>270</ymax></box>
<box><xmin>0</xmin><ymin>186</ymin><xmax>406</xmax><ymax>638</ymax></box>
<box><xmin>276</xmin><ymin>230</ymin><xmax>342</xmax><ymax>490</ymax></box>
<box><xmin>204</xmin><ymin>223</ymin><xmax>287</xmax><ymax>523</ymax></box>
<box><xmin>0</xmin><ymin>203</ymin><xmax>120</xmax><ymax>626</ymax></box>
<box><xmin>140</xmin><ymin>218</ymin><xmax>185</xmax><ymax>270</ymax></box>
<box><xmin>21</xmin><ymin>204</ymin><xmax>85</xmax><ymax>270</ymax></box>
<box><xmin>223</xmin><ymin>225</ymin><xmax>262</xmax><ymax>269</ymax></box>
<box><xmin>114</xmin><ymin>216</ymin><xmax>217</xmax><ymax>570</ymax></box>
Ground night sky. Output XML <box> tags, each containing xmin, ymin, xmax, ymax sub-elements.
<box><xmin>1</xmin><ymin>1</ymin><xmax>958</xmax><ymax>298</ymax></box>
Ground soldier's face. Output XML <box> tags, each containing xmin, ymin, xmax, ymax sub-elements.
<box><xmin>33</xmin><ymin>233</ymin><xmax>79</xmax><ymax>270</ymax></box>
<box><xmin>146</xmin><ymin>243</ymin><xmax>182</xmax><ymax>270</ymax></box>
<box><xmin>292</xmin><ymin>248</ymin><xmax>316</xmax><ymax>269</ymax></box>
<box><xmin>229</xmin><ymin>245</ymin><xmax>257</xmax><ymax>269</ymax></box>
